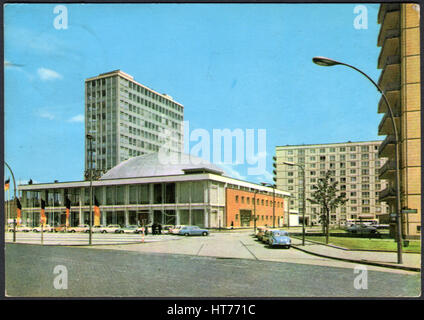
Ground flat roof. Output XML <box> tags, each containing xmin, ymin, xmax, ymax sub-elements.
<box><xmin>18</xmin><ymin>173</ymin><xmax>291</xmax><ymax>197</ymax></box>
<box><xmin>276</xmin><ymin>140</ymin><xmax>384</xmax><ymax>149</ymax></box>
<box><xmin>85</xmin><ymin>70</ymin><xmax>184</xmax><ymax>108</ymax></box>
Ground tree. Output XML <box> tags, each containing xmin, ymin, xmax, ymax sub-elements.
<box><xmin>307</xmin><ymin>171</ymin><xmax>348</xmax><ymax>244</ymax></box>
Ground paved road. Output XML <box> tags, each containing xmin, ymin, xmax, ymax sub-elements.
<box><xmin>5</xmin><ymin>231</ymin><xmax>421</xmax><ymax>297</ymax></box>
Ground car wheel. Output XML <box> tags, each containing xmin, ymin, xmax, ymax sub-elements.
<box><xmin>202</xmin><ymin>232</ymin><xmax>208</xmax><ymax>236</ymax></box>
<box><xmin>184</xmin><ymin>233</ymin><xmax>189</xmax><ymax>236</ymax></box>
<box><xmin>70</xmin><ymin>230</ymin><xmax>75</xmax><ymax>233</ymax></box>
<box><xmin>120</xmin><ymin>231</ymin><xmax>124</xmax><ymax>234</ymax></box>
<box><xmin>102</xmin><ymin>230</ymin><xmax>107</xmax><ymax>234</ymax></box>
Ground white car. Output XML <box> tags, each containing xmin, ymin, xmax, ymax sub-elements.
<box><xmin>32</xmin><ymin>225</ymin><xmax>53</xmax><ymax>232</ymax></box>
<box><xmin>68</xmin><ymin>224</ymin><xmax>89</xmax><ymax>233</ymax></box>
<box><xmin>171</xmin><ymin>225</ymin><xmax>188</xmax><ymax>235</ymax></box>
<box><xmin>91</xmin><ymin>225</ymin><xmax>104</xmax><ymax>233</ymax></box>
<box><xmin>8</xmin><ymin>225</ymin><xmax>31</xmax><ymax>232</ymax></box>
<box><xmin>99</xmin><ymin>225</ymin><xmax>121</xmax><ymax>233</ymax></box>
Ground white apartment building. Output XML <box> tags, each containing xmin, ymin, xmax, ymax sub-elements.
<box><xmin>274</xmin><ymin>141</ymin><xmax>389</xmax><ymax>226</ymax></box>
<box><xmin>85</xmin><ymin>70</ymin><xmax>184</xmax><ymax>176</ymax></box>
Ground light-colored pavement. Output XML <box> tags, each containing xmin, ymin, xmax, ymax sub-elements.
<box><xmin>290</xmin><ymin>237</ymin><xmax>421</xmax><ymax>271</ymax></box>
<box><xmin>4</xmin><ymin>232</ymin><xmax>180</xmax><ymax>245</ymax></box>
<box><xmin>85</xmin><ymin>230</ymin><xmax>419</xmax><ymax>275</ymax></box>
<box><xmin>5</xmin><ymin>230</ymin><xmax>420</xmax><ymax>274</ymax></box>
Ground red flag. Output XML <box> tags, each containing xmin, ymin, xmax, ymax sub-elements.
<box><xmin>16</xmin><ymin>198</ymin><xmax>22</xmax><ymax>226</ymax></box>
<box><xmin>94</xmin><ymin>197</ymin><xmax>101</xmax><ymax>226</ymax></box>
<box><xmin>40</xmin><ymin>199</ymin><xmax>46</xmax><ymax>226</ymax></box>
<box><xmin>65</xmin><ymin>197</ymin><xmax>71</xmax><ymax>227</ymax></box>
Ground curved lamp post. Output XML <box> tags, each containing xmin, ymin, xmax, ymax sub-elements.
<box><xmin>312</xmin><ymin>56</ymin><xmax>403</xmax><ymax>264</ymax></box>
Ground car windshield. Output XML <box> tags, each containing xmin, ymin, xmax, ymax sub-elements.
<box><xmin>274</xmin><ymin>231</ymin><xmax>288</xmax><ymax>236</ymax></box>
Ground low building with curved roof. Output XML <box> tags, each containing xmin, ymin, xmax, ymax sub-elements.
<box><xmin>18</xmin><ymin>152</ymin><xmax>290</xmax><ymax>229</ymax></box>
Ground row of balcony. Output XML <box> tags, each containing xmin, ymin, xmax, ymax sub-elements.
<box><xmin>378</xmin><ymin>159</ymin><xmax>396</xmax><ymax>180</ymax></box>
<box><xmin>378</xmin><ymin>28</ymin><xmax>400</xmax><ymax>70</ymax></box>
<box><xmin>377</xmin><ymin>55</ymin><xmax>400</xmax><ymax>90</ymax></box>
<box><xmin>378</xmin><ymin>103</ymin><xmax>400</xmax><ymax>136</ymax></box>
<box><xmin>378</xmin><ymin>134</ymin><xmax>396</xmax><ymax>158</ymax></box>
<box><xmin>377</xmin><ymin>3</ymin><xmax>400</xmax><ymax>46</ymax></box>
<box><xmin>379</xmin><ymin>186</ymin><xmax>396</xmax><ymax>203</ymax></box>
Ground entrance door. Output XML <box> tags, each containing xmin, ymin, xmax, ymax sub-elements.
<box><xmin>240</xmin><ymin>210</ymin><xmax>252</xmax><ymax>227</ymax></box>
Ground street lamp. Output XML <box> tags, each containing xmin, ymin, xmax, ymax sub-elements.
<box><xmin>283</xmin><ymin>161</ymin><xmax>306</xmax><ymax>246</ymax></box>
<box><xmin>313</xmin><ymin>56</ymin><xmax>403</xmax><ymax>264</ymax></box>
<box><xmin>86</xmin><ymin>134</ymin><xmax>94</xmax><ymax>245</ymax></box>
<box><xmin>261</xmin><ymin>182</ymin><xmax>276</xmax><ymax>228</ymax></box>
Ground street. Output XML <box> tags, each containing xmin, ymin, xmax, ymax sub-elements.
<box><xmin>5</xmin><ymin>230</ymin><xmax>421</xmax><ymax>297</ymax></box>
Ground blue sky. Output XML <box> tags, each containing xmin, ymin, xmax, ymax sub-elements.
<box><xmin>4</xmin><ymin>3</ymin><xmax>383</xmax><ymax>195</ymax></box>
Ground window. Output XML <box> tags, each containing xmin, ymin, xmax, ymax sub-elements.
<box><xmin>350</xmin><ymin>162</ymin><xmax>356</xmax><ymax>167</ymax></box>
<box><xmin>330</xmin><ymin>147</ymin><xmax>336</xmax><ymax>152</ymax></box>
<box><xmin>320</xmin><ymin>156</ymin><xmax>326</xmax><ymax>161</ymax></box>
<box><xmin>320</xmin><ymin>148</ymin><xmax>325</xmax><ymax>153</ymax></box>
<box><xmin>241</xmin><ymin>196</ymin><xmax>244</xmax><ymax>203</ymax></box>
<box><xmin>340</xmin><ymin>147</ymin><xmax>346</xmax><ymax>152</ymax></box>
<box><xmin>235</xmin><ymin>195</ymin><xmax>239</xmax><ymax>203</ymax></box>
<box><xmin>350</xmin><ymin>154</ymin><xmax>356</xmax><ymax>159</ymax></box>
<box><xmin>288</xmin><ymin>172</ymin><xmax>294</xmax><ymax>176</ymax></box>
<box><xmin>361</xmin><ymin>146</ymin><xmax>369</xmax><ymax>152</ymax></box>
<box><xmin>310</xmin><ymin>156</ymin><xmax>316</xmax><ymax>161</ymax></box>
<box><xmin>350</xmin><ymin>146</ymin><xmax>356</xmax><ymax>151</ymax></box>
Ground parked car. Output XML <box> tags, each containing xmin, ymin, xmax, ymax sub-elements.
<box><xmin>178</xmin><ymin>225</ymin><xmax>209</xmax><ymax>236</ymax></box>
<box><xmin>374</xmin><ymin>224</ymin><xmax>390</xmax><ymax>230</ymax></box>
<box><xmin>170</xmin><ymin>225</ymin><xmax>188</xmax><ymax>235</ymax></box>
<box><xmin>162</xmin><ymin>225</ymin><xmax>174</xmax><ymax>234</ymax></box>
<box><xmin>91</xmin><ymin>225</ymin><xmax>105</xmax><ymax>233</ymax></box>
<box><xmin>8</xmin><ymin>225</ymin><xmax>31</xmax><ymax>232</ymax></box>
<box><xmin>347</xmin><ymin>224</ymin><xmax>379</xmax><ymax>234</ymax></box>
<box><xmin>32</xmin><ymin>225</ymin><xmax>53</xmax><ymax>232</ymax></box>
<box><xmin>54</xmin><ymin>224</ymin><xmax>67</xmax><ymax>232</ymax></box>
<box><xmin>267</xmin><ymin>230</ymin><xmax>291</xmax><ymax>248</ymax></box>
<box><xmin>256</xmin><ymin>227</ymin><xmax>270</xmax><ymax>241</ymax></box>
<box><xmin>99</xmin><ymin>225</ymin><xmax>121</xmax><ymax>233</ymax></box>
<box><xmin>261</xmin><ymin>229</ymin><xmax>274</xmax><ymax>243</ymax></box>
<box><xmin>116</xmin><ymin>225</ymin><xmax>139</xmax><ymax>234</ymax></box>
<box><xmin>68</xmin><ymin>224</ymin><xmax>89</xmax><ymax>233</ymax></box>
<box><xmin>255</xmin><ymin>226</ymin><xmax>266</xmax><ymax>238</ymax></box>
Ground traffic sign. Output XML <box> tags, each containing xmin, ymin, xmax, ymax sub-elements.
<box><xmin>401</xmin><ymin>209</ymin><xmax>417</xmax><ymax>214</ymax></box>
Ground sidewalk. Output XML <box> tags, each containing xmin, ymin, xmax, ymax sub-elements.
<box><xmin>291</xmin><ymin>237</ymin><xmax>421</xmax><ymax>272</ymax></box>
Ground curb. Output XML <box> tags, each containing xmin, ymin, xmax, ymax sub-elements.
<box><xmin>291</xmin><ymin>242</ymin><xmax>420</xmax><ymax>272</ymax></box>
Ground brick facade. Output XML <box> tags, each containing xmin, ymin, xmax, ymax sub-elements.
<box><xmin>225</xmin><ymin>188</ymin><xmax>284</xmax><ymax>228</ymax></box>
